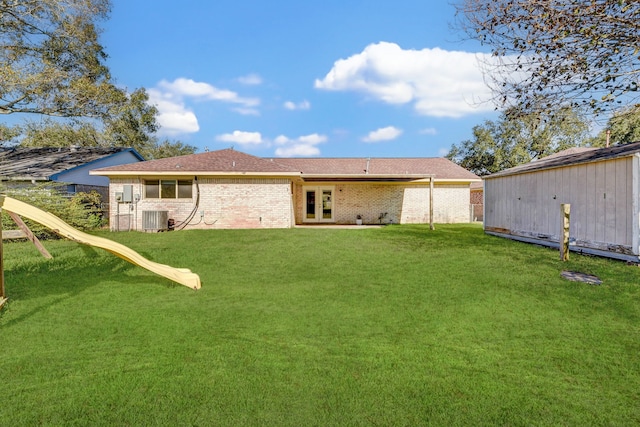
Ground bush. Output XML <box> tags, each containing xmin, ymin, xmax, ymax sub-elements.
<box><xmin>1</xmin><ymin>183</ymin><xmax>107</xmax><ymax>239</ymax></box>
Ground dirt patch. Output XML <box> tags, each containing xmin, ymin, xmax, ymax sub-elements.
<box><xmin>561</xmin><ymin>271</ymin><xmax>602</xmax><ymax>285</ymax></box>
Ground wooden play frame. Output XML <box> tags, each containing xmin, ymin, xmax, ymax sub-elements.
<box><xmin>0</xmin><ymin>195</ymin><xmax>201</xmax><ymax>310</ymax></box>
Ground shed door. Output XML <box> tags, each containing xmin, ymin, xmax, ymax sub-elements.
<box><xmin>303</xmin><ymin>187</ymin><xmax>334</xmax><ymax>223</ymax></box>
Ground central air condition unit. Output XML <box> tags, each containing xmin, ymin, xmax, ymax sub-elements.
<box><xmin>142</xmin><ymin>210</ymin><xmax>169</xmax><ymax>232</ymax></box>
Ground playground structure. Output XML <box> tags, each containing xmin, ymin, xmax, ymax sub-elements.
<box><xmin>0</xmin><ymin>195</ymin><xmax>201</xmax><ymax>307</ymax></box>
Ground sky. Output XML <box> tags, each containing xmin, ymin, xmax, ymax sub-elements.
<box><xmin>101</xmin><ymin>0</ymin><xmax>499</xmax><ymax>158</ymax></box>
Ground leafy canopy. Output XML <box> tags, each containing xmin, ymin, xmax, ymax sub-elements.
<box><xmin>0</xmin><ymin>0</ymin><xmax>125</xmax><ymax>118</ymax></box>
<box><xmin>446</xmin><ymin>107</ymin><xmax>594</xmax><ymax>176</ymax></box>
<box><xmin>454</xmin><ymin>0</ymin><xmax>640</xmax><ymax>117</ymax></box>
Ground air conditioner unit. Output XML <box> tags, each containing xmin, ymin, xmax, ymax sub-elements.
<box><xmin>142</xmin><ymin>210</ymin><xmax>169</xmax><ymax>232</ymax></box>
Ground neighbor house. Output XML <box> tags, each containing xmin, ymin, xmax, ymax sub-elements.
<box><xmin>91</xmin><ymin>148</ymin><xmax>481</xmax><ymax>231</ymax></box>
<box><xmin>0</xmin><ymin>146</ymin><xmax>144</xmax><ymax>199</ymax></box>
<box><xmin>484</xmin><ymin>141</ymin><xmax>640</xmax><ymax>262</ymax></box>
<box><xmin>470</xmin><ymin>181</ymin><xmax>483</xmax><ymax>222</ymax></box>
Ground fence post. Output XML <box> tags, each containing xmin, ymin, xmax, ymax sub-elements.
<box><xmin>560</xmin><ymin>203</ymin><xmax>570</xmax><ymax>261</ymax></box>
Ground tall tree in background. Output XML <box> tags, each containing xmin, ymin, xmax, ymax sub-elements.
<box><xmin>454</xmin><ymin>0</ymin><xmax>640</xmax><ymax>117</ymax></box>
<box><xmin>446</xmin><ymin>107</ymin><xmax>593</xmax><ymax>176</ymax></box>
<box><xmin>0</xmin><ymin>2</ymin><xmax>196</xmax><ymax>158</ymax></box>
<box><xmin>591</xmin><ymin>106</ymin><xmax>640</xmax><ymax>146</ymax></box>
<box><xmin>13</xmin><ymin>88</ymin><xmax>196</xmax><ymax>159</ymax></box>
<box><xmin>0</xmin><ymin>0</ymin><xmax>123</xmax><ymax>118</ymax></box>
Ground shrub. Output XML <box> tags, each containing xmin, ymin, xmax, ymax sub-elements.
<box><xmin>1</xmin><ymin>183</ymin><xmax>106</xmax><ymax>239</ymax></box>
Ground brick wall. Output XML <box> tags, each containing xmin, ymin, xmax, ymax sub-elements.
<box><xmin>293</xmin><ymin>183</ymin><xmax>471</xmax><ymax>225</ymax></box>
<box><xmin>107</xmin><ymin>178</ymin><xmax>471</xmax><ymax>230</ymax></box>
<box><xmin>107</xmin><ymin>178</ymin><xmax>293</xmax><ymax>231</ymax></box>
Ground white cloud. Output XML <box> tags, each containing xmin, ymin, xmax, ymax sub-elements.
<box><xmin>274</xmin><ymin>133</ymin><xmax>327</xmax><ymax>157</ymax></box>
<box><xmin>233</xmin><ymin>107</ymin><xmax>261</xmax><ymax>116</ymax></box>
<box><xmin>420</xmin><ymin>127</ymin><xmax>438</xmax><ymax>135</ymax></box>
<box><xmin>216</xmin><ymin>130</ymin><xmax>263</xmax><ymax>145</ymax></box>
<box><xmin>237</xmin><ymin>73</ymin><xmax>263</xmax><ymax>85</ymax></box>
<box><xmin>148</xmin><ymin>88</ymin><xmax>199</xmax><ymax>135</ymax></box>
<box><xmin>149</xmin><ymin>77</ymin><xmax>262</xmax><ymax>135</ymax></box>
<box><xmin>283</xmin><ymin>100</ymin><xmax>311</xmax><ymax>110</ymax></box>
<box><xmin>315</xmin><ymin>41</ymin><xmax>496</xmax><ymax>118</ymax></box>
<box><xmin>362</xmin><ymin>126</ymin><xmax>403</xmax><ymax>143</ymax></box>
<box><xmin>158</xmin><ymin>78</ymin><xmax>260</xmax><ymax>107</ymax></box>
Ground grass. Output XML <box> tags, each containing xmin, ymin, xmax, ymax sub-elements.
<box><xmin>1</xmin><ymin>224</ymin><xmax>640</xmax><ymax>426</ymax></box>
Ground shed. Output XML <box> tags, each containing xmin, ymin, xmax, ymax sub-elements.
<box><xmin>484</xmin><ymin>141</ymin><xmax>640</xmax><ymax>262</ymax></box>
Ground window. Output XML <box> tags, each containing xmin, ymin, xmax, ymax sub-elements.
<box><xmin>144</xmin><ymin>180</ymin><xmax>192</xmax><ymax>199</ymax></box>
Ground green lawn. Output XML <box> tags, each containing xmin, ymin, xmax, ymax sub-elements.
<box><xmin>2</xmin><ymin>224</ymin><xmax>640</xmax><ymax>426</ymax></box>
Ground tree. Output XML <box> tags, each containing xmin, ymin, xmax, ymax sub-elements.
<box><xmin>102</xmin><ymin>87</ymin><xmax>159</xmax><ymax>155</ymax></box>
<box><xmin>0</xmin><ymin>123</ymin><xmax>21</xmax><ymax>146</ymax></box>
<box><xmin>19</xmin><ymin>119</ymin><xmax>102</xmax><ymax>147</ymax></box>
<box><xmin>591</xmin><ymin>105</ymin><xmax>640</xmax><ymax>146</ymax></box>
<box><xmin>145</xmin><ymin>139</ymin><xmax>197</xmax><ymax>159</ymax></box>
<box><xmin>446</xmin><ymin>107</ymin><xmax>593</xmax><ymax>175</ymax></box>
<box><xmin>0</xmin><ymin>0</ymin><xmax>124</xmax><ymax>118</ymax></box>
<box><xmin>17</xmin><ymin>87</ymin><xmax>197</xmax><ymax>159</ymax></box>
<box><xmin>454</xmin><ymin>0</ymin><xmax>640</xmax><ymax>117</ymax></box>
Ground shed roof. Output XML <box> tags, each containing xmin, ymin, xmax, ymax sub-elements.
<box><xmin>93</xmin><ymin>148</ymin><xmax>480</xmax><ymax>181</ymax></box>
<box><xmin>486</xmin><ymin>141</ymin><xmax>640</xmax><ymax>179</ymax></box>
<box><xmin>0</xmin><ymin>146</ymin><xmax>144</xmax><ymax>181</ymax></box>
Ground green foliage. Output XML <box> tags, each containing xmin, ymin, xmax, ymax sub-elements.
<box><xmin>18</xmin><ymin>119</ymin><xmax>103</xmax><ymax>148</ymax></box>
<box><xmin>0</xmin><ymin>123</ymin><xmax>21</xmax><ymax>146</ymax></box>
<box><xmin>66</xmin><ymin>190</ymin><xmax>107</xmax><ymax>230</ymax></box>
<box><xmin>15</xmin><ymin>88</ymin><xmax>195</xmax><ymax>159</ymax></box>
<box><xmin>1</xmin><ymin>226</ymin><xmax>640</xmax><ymax>424</ymax></box>
<box><xmin>446</xmin><ymin>106</ymin><xmax>592</xmax><ymax>175</ymax></box>
<box><xmin>591</xmin><ymin>105</ymin><xmax>640</xmax><ymax>146</ymax></box>
<box><xmin>455</xmin><ymin>0</ymin><xmax>640</xmax><ymax>116</ymax></box>
<box><xmin>0</xmin><ymin>0</ymin><xmax>123</xmax><ymax>118</ymax></box>
<box><xmin>144</xmin><ymin>138</ymin><xmax>197</xmax><ymax>160</ymax></box>
<box><xmin>0</xmin><ymin>1</ymin><xmax>192</xmax><ymax>159</ymax></box>
<box><xmin>1</xmin><ymin>183</ymin><xmax>106</xmax><ymax>238</ymax></box>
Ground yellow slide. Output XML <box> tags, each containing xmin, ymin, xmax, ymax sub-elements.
<box><xmin>1</xmin><ymin>195</ymin><xmax>201</xmax><ymax>290</ymax></box>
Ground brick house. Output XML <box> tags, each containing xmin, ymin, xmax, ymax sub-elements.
<box><xmin>91</xmin><ymin>148</ymin><xmax>480</xmax><ymax>231</ymax></box>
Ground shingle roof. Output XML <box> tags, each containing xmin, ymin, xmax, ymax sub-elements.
<box><xmin>95</xmin><ymin>148</ymin><xmax>299</xmax><ymax>174</ymax></box>
<box><xmin>93</xmin><ymin>148</ymin><xmax>480</xmax><ymax>181</ymax></box>
<box><xmin>487</xmin><ymin>141</ymin><xmax>640</xmax><ymax>179</ymax></box>
<box><xmin>533</xmin><ymin>146</ymin><xmax>597</xmax><ymax>161</ymax></box>
<box><xmin>273</xmin><ymin>157</ymin><xmax>479</xmax><ymax>180</ymax></box>
<box><xmin>0</xmin><ymin>146</ymin><xmax>143</xmax><ymax>181</ymax></box>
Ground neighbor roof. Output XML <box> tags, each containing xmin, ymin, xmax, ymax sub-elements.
<box><xmin>93</xmin><ymin>148</ymin><xmax>480</xmax><ymax>182</ymax></box>
<box><xmin>0</xmin><ymin>146</ymin><xmax>144</xmax><ymax>181</ymax></box>
<box><xmin>487</xmin><ymin>141</ymin><xmax>640</xmax><ymax>179</ymax></box>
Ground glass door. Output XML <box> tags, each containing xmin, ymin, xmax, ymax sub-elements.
<box><xmin>303</xmin><ymin>186</ymin><xmax>334</xmax><ymax>223</ymax></box>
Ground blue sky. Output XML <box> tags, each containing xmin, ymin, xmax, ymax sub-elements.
<box><xmin>101</xmin><ymin>0</ymin><xmax>499</xmax><ymax>158</ymax></box>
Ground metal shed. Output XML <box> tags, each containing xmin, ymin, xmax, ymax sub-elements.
<box><xmin>484</xmin><ymin>141</ymin><xmax>640</xmax><ymax>262</ymax></box>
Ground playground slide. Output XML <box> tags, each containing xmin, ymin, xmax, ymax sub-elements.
<box><xmin>0</xmin><ymin>196</ymin><xmax>201</xmax><ymax>290</ymax></box>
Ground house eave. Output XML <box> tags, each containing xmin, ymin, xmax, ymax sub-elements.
<box><xmin>301</xmin><ymin>174</ymin><xmax>434</xmax><ymax>182</ymax></box>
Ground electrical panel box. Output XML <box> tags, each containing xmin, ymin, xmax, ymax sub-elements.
<box><xmin>123</xmin><ymin>185</ymin><xmax>133</xmax><ymax>203</ymax></box>
<box><xmin>115</xmin><ymin>192</ymin><xmax>123</xmax><ymax>202</ymax></box>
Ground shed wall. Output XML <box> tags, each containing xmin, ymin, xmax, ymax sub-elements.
<box><xmin>485</xmin><ymin>157</ymin><xmax>637</xmax><ymax>256</ymax></box>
